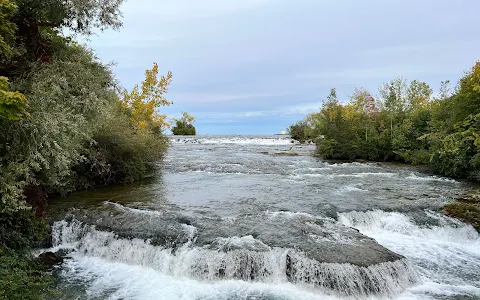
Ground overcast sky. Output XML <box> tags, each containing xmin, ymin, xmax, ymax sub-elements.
<box><xmin>87</xmin><ymin>0</ymin><xmax>480</xmax><ymax>135</ymax></box>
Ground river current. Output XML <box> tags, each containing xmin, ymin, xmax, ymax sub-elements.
<box><xmin>45</xmin><ymin>135</ymin><xmax>480</xmax><ymax>300</ymax></box>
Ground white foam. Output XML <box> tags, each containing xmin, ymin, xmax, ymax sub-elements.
<box><xmin>405</xmin><ymin>173</ymin><xmax>458</xmax><ymax>183</ymax></box>
<box><xmin>338</xmin><ymin>210</ymin><xmax>479</xmax><ymax>247</ymax></box>
<box><xmin>329</xmin><ymin>162</ymin><xmax>380</xmax><ymax>169</ymax></box>
<box><xmin>335</xmin><ymin>184</ymin><xmax>368</xmax><ymax>194</ymax></box>
<box><xmin>265</xmin><ymin>210</ymin><xmax>318</xmax><ymax>220</ymax></box>
<box><xmin>170</xmin><ymin>136</ymin><xmax>299</xmax><ymax>146</ymax></box>
<box><xmin>104</xmin><ymin>201</ymin><xmax>164</xmax><ymax>217</ymax></box>
<box><xmin>212</xmin><ymin>235</ymin><xmax>271</xmax><ymax>252</ymax></box>
<box><xmin>52</xmin><ymin>218</ymin><xmax>418</xmax><ymax>298</ymax></box>
<box><xmin>351</xmin><ymin>172</ymin><xmax>397</xmax><ymax>178</ymax></box>
<box><xmin>60</xmin><ymin>256</ymin><xmax>342</xmax><ymax>300</ymax></box>
<box><xmin>338</xmin><ymin>210</ymin><xmax>480</xmax><ymax>298</ymax></box>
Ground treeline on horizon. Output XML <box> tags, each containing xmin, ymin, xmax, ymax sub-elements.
<box><xmin>290</xmin><ymin>61</ymin><xmax>480</xmax><ymax>181</ymax></box>
<box><xmin>0</xmin><ymin>0</ymin><xmax>177</xmax><ymax>298</ymax></box>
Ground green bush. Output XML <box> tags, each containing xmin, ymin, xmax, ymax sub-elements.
<box><xmin>0</xmin><ymin>209</ymin><xmax>53</xmax><ymax>300</ymax></box>
<box><xmin>292</xmin><ymin>62</ymin><xmax>480</xmax><ymax>181</ymax></box>
<box><xmin>172</xmin><ymin>120</ymin><xmax>196</xmax><ymax>135</ymax></box>
<box><xmin>288</xmin><ymin>121</ymin><xmax>309</xmax><ymax>142</ymax></box>
<box><xmin>0</xmin><ymin>250</ymin><xmax>54</xmax><ymax>300</ymax></box>
<box><xmin>74</xmin><ymin>103</ymin><xmax>169</xmax><ymax>187</ymax></box>
<box><xmin>0</xmin><ymin>209</ymin><xmax>46</xmax><ymax>250</ymax></box>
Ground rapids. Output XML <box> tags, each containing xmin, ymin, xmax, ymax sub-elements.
<box><xmin>44</xmin><ymin>135</ymin><xmax>480</xmax><ymax>300</ymax></box>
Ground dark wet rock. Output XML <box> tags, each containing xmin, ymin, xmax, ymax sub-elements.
<box><xmin>272</xmin><ymin>152</ymin><xmax>299</xmax><ymax>156</ymax></box>
<box><xmin>257</xmin><ymin>151</ymin><xmax>299</xmax><ymax>157</ymax></box>
<box><xmin>38</xmin><ymin>234</ymin><xmax>53</xmax><ymax>248</ymax></box>
<box><xmin>441</xmin><ymin>191</ymin><xmax>480</xmax><ymax>231</ymax></box>
<box><xmin>314</xmin><ymin>203</ymin><xmax>339</xmax><ymax>220</ymax></box>
<box><xmin>65</xmin><ymin>206</ymin><xmax>403</xmax><ymax>268</ymax></box>
<box><xmin>38</xmin><ymin>251</ymin><xmax>64</xmax><ymax>267</ymax></box>
<box><xmin>196</xmin><ymin>212</ymin><xmax>402</xmax><ymax>267</ymax></box>
<box><xmin>444</xmin><ymin>202</ymin><xmax>480</xmax><ymax>231</ymax></box>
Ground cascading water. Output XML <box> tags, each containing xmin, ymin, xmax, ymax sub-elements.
<box><xmin>338</xmin><ymin>210</ymin><xmax>480</xmax><ymax>298</ymax></box>
<box><xmin>48</xmin><ymin>216</ymin><xmax>418</xmax><ymax>298</ymax></box>
<box><xmin>44</xmin><ymin>135</ymin><xmax>480</xmax><ymax>300</ymax></box>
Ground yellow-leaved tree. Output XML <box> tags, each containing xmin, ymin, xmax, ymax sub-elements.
<box><xmin>122</xmin><ymin>62</ymin><xmax>173</xmax><ymax>131</ymax></box>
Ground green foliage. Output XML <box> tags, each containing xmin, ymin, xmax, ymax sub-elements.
<box><xmin>0</xmin><ymin>0</ymin><xmax>125</xmax><ymax>77</ymax></box>
<box><xmin>292</xmin><ymin>61</ymin><xmax>480</xmax><ymax>181</ymax></box>
<box><xmin>0</xmin><ymin>209</ymin><xmax>46</xmax><ymax>250</ymax></box>
<box><xmin>172</xmin><ymin>120</ymin><xmax>196</xmax><ymax>135</ymax></box>
<box><xmin>172</xmin><ymin>112</ymin><xmax>196</xmax><ymax>135</ymax></box>
<box><xmin>0</xmin><ymin>0</ymin><xmax>17</xmax><ymax>58</ymax></box>
<box><xmin>0</xmin><ymin>1</ymin><xmax>175</xmax><ymax>298</ymax></box>
<box><xmin>74</xmin><ymin>101</ymin><xmax>169</xmax><ymax>187</ymax></box>
<box><xmin>0</xmin><ymin>209</ymin><xmax>53</xmax><ymax>300</ymax></box>
<box><xmin>0</xmin><ymin>250</ymin><xmax>54</xmax><ymax>300</ymax></box>
<box><xmin>0</xmin><ymin>43</ymin><xmax>116</xmax><ymax>210</ymax></box>
<box><xmin>1</xmin><ymin>26</ymin><xmax>172</xmax><ymax>212</ymax></box>
<box><xmin>0</xmin><ymin>76</ymin><xmax>29</xmax><ymax>120</ymax></box>
<box><xmin>288</xmin><ymin>120</ymin><xmax>309</xmax><ymax>142</ymax></box>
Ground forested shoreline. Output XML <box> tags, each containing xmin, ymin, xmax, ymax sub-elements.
<box><xmin>290</xmin><ymin>62</ymin><xmax>480</xmax><ymax>181</ymax></box>
<box><xmin>289</xmin><ymin>62</ymin><xmax>480</xmax><ymax>231</ymax></box>
<box><xmin>0</xmin><ymin>1</ymin><xmax>174</xmax><ymax>298</ymax></box>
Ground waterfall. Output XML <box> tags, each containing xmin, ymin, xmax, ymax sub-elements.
<box><xmin>50</xmin><ymin>217</ymin><xmax>419</xmax><ymax>297</ymax></box>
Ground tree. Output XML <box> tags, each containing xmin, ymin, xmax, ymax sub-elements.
<box><xmin>0</xmin><ymin>43</ymin><xmax>117</xmax><ymax>211</ymax></box>
<box><xmin>122</xmin><ymin>62</ymin><xmax>173</xmax><ymax>132</ymax></box>
<box><xmin>0</xmin><ymin>76</ymin><xmax>29</xmax><ymax>120</ymax></box>
<box><xmin>171</xmin><ymin>112</ymin><xmax>196</xmax><ymax>135</ymax></box>
<box><xmin>289</xmin><ymin>61</ymin><xmax>480</xmax><ymax>180</ymax></box>
<box><xmin>0</xmin><ymin>0</ymin><xmax>17</xmax><ymax>58</ymax></box>
<box><xmin>407</xmin><ymin>80</ymin><xmax>432</xmax><ymax>110</ymax></box>
<box><xmin>1</xmin><ymin>0</ymin><xmax>125</xmax><ymax>76</ymax></box>
<box><xmin>288</xmin><ymin>120</ymin><xmax>308</xmax><ymax>142</ymax></box>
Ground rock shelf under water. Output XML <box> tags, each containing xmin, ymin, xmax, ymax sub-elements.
<box><xmin>47</xmin><ymin>206</ymin><xmax>419</xmax><ymax>297</ymax></box>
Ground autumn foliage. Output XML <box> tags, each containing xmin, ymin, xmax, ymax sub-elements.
<box><xmin>122</xmin><ymin>63</ymin><xmax>173</xmax><ymax>130</ymax></box>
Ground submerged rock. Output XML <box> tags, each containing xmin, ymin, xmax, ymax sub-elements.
<box><xmin>49</xmin><ymin>207</ymin><xmax>418</xmax><ymax>297</ymax></box>
<box><xmin>196</xmin><ymin>211</ymin><xmax>403</xmax><ymax>267</ymax></box>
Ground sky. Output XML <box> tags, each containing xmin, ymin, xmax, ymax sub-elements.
<box><xmin>86</xmin><ymin>0</ymin><xmax>480</xmax><ymax>135</ymax></box>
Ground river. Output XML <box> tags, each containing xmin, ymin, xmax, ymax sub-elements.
<box><xmin>44</xmin><ymin>135</ymin><xmax>480</xmax><ymax>300</ymax></box>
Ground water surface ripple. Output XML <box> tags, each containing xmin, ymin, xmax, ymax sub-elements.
<box><xmin>47</xmin><ymin>135</ymin><xmax>480</xmax><ymax>300</ymax></box>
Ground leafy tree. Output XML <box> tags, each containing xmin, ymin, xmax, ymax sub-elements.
<box><xmin>0</xmin><ymin>76</ymin><xmax>28</xmax><ymax>120</ymax></box>
<box><xmin>1</xmin><ymin>0</ymin><xmax>125</xmax><ymax>76</ymax></box>
<box><xmin>172</xmin><ymin>112</ymin><xmax>196</xmax><ymax>135</ymax></box>
<box><xmin>292</xmin><ymin>61</ymin><xmax>480</xmax><ymax>181</ymax></box>
<box><xmin>0</xmin><ymin>43</ymin><xmax>116</xmax><ymax>211</ymax></box>
<box><xmin>0</xmin><ymin>0</ymin><xmax>17</xmax><ymax>58</ymax></box>
<box><xmin>288</xmin><ymin>120</ymin><xmax>308</xmax><ymax>142</ymax></box>
<box><xmin>122</xmin><ymin>62</ymin><xmax>173</xmax><ymax>131</ymax></box>
<box><xmin>0</xmin><ymin>1</ymin><xmax>179</xmax><ymax>298</ymax></box>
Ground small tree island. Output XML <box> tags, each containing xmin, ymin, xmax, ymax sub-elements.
<box><xmin>171</xmin><ymin>112</ymin><xmax>196</xmax><ymax>135</ymax></box>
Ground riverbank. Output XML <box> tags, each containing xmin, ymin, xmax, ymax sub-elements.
<box><xmin>444</xmin><ymin>193</ymin><xmax>480</xmax><ymax>231</ymax></box>
<box><xmin>306</xmin><ymin>152</ymin><xmax>480</xmax><ymax>232</ymax></box>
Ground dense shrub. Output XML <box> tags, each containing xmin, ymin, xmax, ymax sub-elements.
<box><xmin>288</xmin><ymin>120</ymin><xmax>309</xmax><ymax>142</ymax></box>
<box><xmin>0</xmin><ymin>209</ymin><xmax>52</xmax><ymax>300</ymax></box>
<box><xmin>172</xmin><ymin>120</ymin><xmax>196</xmax><ymax>135</ymax></box>
<box><xmin>171</xmin><ymin>112</ymin><xmax>196</xmax><ymax>135</ymax></box>
<box><xmin>291</xmin><ymin>63</ymin><xmax>480</xmax><ymax>181</ymax></box>
<box><xmin>0</xmin><ymin>1</ymin><xmax>177</xmax><ymax>299</ymax></box>
<box><xmin>0</xmin><ymin>250</ymin><xmax>54</xmax><ymax>300</ymax></box>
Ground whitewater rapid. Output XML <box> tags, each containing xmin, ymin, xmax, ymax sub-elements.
<box><xmin>45</xmin><ymin>135</ymin><xmax>480</xmax><ymax>300</ymax></box>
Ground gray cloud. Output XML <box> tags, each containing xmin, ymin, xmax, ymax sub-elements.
<box><xmin>87</xmin><ymin>0</ymin><xmax>480</xmax><ymax>134</ymax></box>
